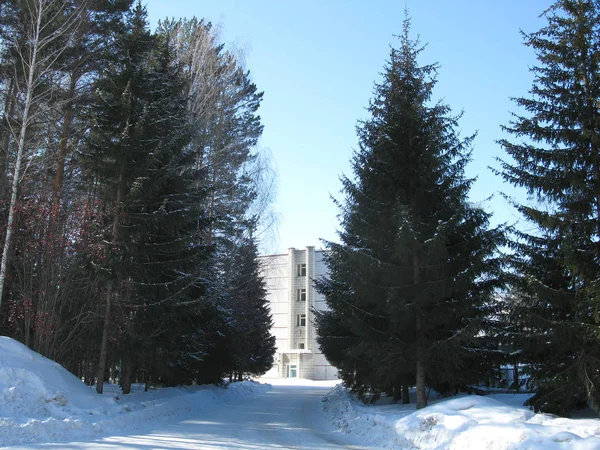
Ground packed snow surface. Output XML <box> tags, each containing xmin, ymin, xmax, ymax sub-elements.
<box><xmin>324</xmin><ymin>383</ymin><xmax>600</xmax><ymax>449</ymax></box>
<box><xmin>2</xmin><ymin>335</ymin><xmax>600</xmax><ymax>449</ymax></box>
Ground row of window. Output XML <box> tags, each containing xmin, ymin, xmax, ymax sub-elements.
<box><xmin>294</xmin><ymin>265</ymin><xmax>308</xmax><ymax>346</ymax></box>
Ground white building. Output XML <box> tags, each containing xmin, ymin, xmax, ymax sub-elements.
<box><xmin>259</xmin><ymin>246</ymin><xmax>338</xmax><ymax>380</ymax></box>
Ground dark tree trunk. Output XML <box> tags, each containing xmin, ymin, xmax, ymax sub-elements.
<box><xmin>51</xmin><ymin>75</ymin><xmax>77</xmax><ymax>217</ymax></box>
<box><xmin>121</xmin><ymin>355</ymin><xmax>132</xmax><ymax>395</ymax></box>
<box><xmin>416</xmin><ymin>356</ymin><xmax>427</xmax><ymax>409</ymax></box>
<box><xmin>414</xmin><ymin>253</ymin><xmax>427</xmax><ymax>409</ymax></box>
<box><xmin>402</xmin><ymin>381</ymin><xmax>410</xmax><ymax>404</ymax></box>
<box><xmin>96</xmin><ymin>279</ymin><xmax>113</xmax><ymax>394</ymax></box>
<box><xmin>96</xmin><ymin>171</ymin><xmax>123</xmax><ymax>394</ymax></box>
<box><xmin>392</xmin><ymin>375</ymin><xmax>402</xmax><ymax>402</ymax></box>
<box><xmin>512</xmin><ymin>363</ymin><xmax>519</xmax><ymax>390</ymax></box>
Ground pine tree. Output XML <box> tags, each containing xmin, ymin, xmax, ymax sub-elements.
<box><xmin>315</xmin><ymin>16</ymin><xmax>504</xmax><ymax>409</ymax></box>
<box><xmin>497</xmin><ymin>0</ymin><xmax>600</xmax><ymax>415</ymax></box>
<box><xmin>82</xmin><ymin>1</ymin><xmax>207</xmax><ymax>392</ymax></box>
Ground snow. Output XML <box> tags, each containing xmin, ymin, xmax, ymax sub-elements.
<box><xmin>323</xmin><ymin>383</ymin><xmax>600</xmax><ymax>449</ymax></box>
<box><xmin>0</xmin><ymin>337</ymin><xmax>270</xmax><ymax>448</ymax></box>
<box><xmin>1</xmin><ymin>335</ymin><xmax>600</xmax><ymax>449</ymax></box>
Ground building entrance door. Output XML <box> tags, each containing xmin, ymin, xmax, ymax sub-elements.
<box><xmin>287</xmin><ymin>364</ymin><xmax>297</xmax><ymax>378</ymax></box>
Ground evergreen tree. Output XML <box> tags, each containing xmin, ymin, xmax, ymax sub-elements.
<box><xmin>315</xmin><ymin>17</ymin><xmax>504</xmax><ymax>409</ymax></box>
<box><xmin>114</xmin><ymin>27</ymin><xmax>212</xmax><ymax>393</ymax></box>
<box><xmin>83</xmin><ymin>2</ymin><xmax>216</xmax><ymax>392</ymax></box>
<box><xmin>503</xmin><ymin>232</ymin><xmax>586</xmax><ymax>415</ymax></box>
<box><xmin>226</xmin><ymin>230</ymin><xmax>275</xmax><ymax>380</ymax></box>
<box><xmin>497</xmin><ymin>0</ymin><xmax>600</xmax><ymax>415</ymax></box>
<box><xmin>83</xmin><ymin>0</ymin><xmax>155</xmax><ymax>394</ymax></box>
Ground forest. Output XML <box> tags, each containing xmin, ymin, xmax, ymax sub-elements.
<box><xmin>0</xmin><ymin>0</ymin><xmax>276</xmax><ymax>394</ymax></box>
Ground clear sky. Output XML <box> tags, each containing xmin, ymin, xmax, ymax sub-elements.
<box><xmin>145</xmin><ymin>0</ymin><xmax>551</xmax><ymax>254</ymax></box>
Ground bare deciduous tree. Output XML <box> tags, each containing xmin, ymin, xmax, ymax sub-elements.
<box><xmin>0</xmin><ymin>0</ymin><xmax>83</xmax><ymax>310</ymax></box>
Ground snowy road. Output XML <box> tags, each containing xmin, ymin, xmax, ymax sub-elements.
<box><xmin>5</xmin><ymin>384</ymin><xmax>378</xmax><ymax>449</ymax></box>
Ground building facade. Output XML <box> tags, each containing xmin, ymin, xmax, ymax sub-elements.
<box><xmin>259</xmin><ymin>247</ymin><xmax>338</xmax><ymax>380</ymax></box>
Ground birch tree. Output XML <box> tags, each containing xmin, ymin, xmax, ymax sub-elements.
<box><xmin>0</xmin><ymin>0</ymin><xmax>83</xmax><ymax>310</ymax></box>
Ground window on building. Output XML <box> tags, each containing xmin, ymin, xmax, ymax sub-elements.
<box><xmin>298</xmin><ymin>343</ymin><xmax>305</xmax><ymax>349</ymax></box>
<box><xmin>297</xmin><ymin>263</ymin><xmax>306</xmax><ymax>277</ymax></box>
<box><xmin>296</xmin><ymin>314</ymin><xmax>306</xmax><ymax>327</ymax></box>
<box><xmin>287</xmin><ymin>364</ymin><xmax>297</xmax><ymax>378</ymax></box>
<box><xmin>297</xmin><ymin>288</ymin><xmax>306</xmax><ymax>301</ymax></box>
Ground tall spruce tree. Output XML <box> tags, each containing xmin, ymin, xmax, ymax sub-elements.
<box><xmin>226</xmin><ymin>229</ymin><xmax>275</xmax><ymax>380</ymax></box>
<box><xmin>84</xmin><ymin>2</ymin><xmax>216</xmax><ymax>392</ymax></box>
<box><xmin>112</xmin><ymin>25</ymin><xmax>212</xmax><ymax>393</ymax></box>
<box><xmin>315</xmin><ymin>17</ymin><xmax>504</xmax><ymax>409</ymax></box>
<box><xmin>83</xmin><ymin>1</ymin><xmax>155</xmax><ymax>394</ymax></box>
<box><xmin>498</xmin><ymin>0</ymin><xmax>600</xmax><ymax>415</ymax></box>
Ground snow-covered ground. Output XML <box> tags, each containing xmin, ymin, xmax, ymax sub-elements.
<box><xmin>324</xmin><ymin>383</ymin><xmax>600</xmax><ymax>449</ymax></box>
<box><xmin>0</xmin><ymin>337</ymin><xmax>271</xmax><ymax>448</ymax></box>
<box><xmin>1</xmin><ymin>335</ymin><xmax>600</xmax><ymax>449</ymax></box>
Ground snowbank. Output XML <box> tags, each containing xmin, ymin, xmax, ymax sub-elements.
<box><xmin>0</xmin><ymin>337</ymin><xmax>116</xmax><ymax>416</ymax></box>
<box><xmin>0</xmin><ymin>336</ymin><xmax>271</xmax><ymax>447</ymax></box>
<box><xmin>323</xmin><ymin>384</ymin><xmax>600</xmax><ymax>449</ymax></box>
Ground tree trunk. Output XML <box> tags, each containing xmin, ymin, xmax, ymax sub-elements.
<box><xmin>414</xmin><ymin>253</ymin><xmax>427</xmax><ymax>409</ymax></box>
<box><xmin>392</xmin><ymin>375</ymin><xmax>402</xmax><ymax>402</ymax></box>
<box><xmin>84</xmin><ymin>365</ymin><xmax>93</xmax><ymax>386</ymax></box>
<box><xmin>51</xmin><ymin>74</ymin><xmax>77</xmax><ymax>217</ymax></box>
<box><xmin>416</xmin><ymin>313</ymin><xmax>427</xmax><ymax>408</ymax></box>
<box><xmin>121</xmin><ymin>355</ymin><xmax>132</xmax><ymax>395</ymax></box>
<box><xmin>512</xmin><ymin>363</ymin><xmax>519</xmax><ymax>391</ymax></box>
<box><xmin>96</xmin><ymin>279</ymin><xmax>113</xmax><ymax>394</ymax></box>
<box><xmin>402</xmin><ymin>381</ymin><xmax>410</xmax><ymax>404</ymax></box>
<box><xmin>96</xmin><ymin>170</ymin><xmax>123</xmax><ymax>394</ymax></box>
<box><xmin>416</xmin><ymin>355</ymin><xmax>427</xmax><ymax>409</ymax></box>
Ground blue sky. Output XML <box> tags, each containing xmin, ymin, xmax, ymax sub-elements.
<box><xmin>146</xmin><ymin>0</ymin><xmax>551</xmax><ymax>253</ymax></box>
